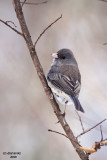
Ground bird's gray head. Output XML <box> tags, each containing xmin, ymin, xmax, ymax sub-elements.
<box><xmin>52</xmin><ymin>48</ymin><xmax>77</xmax><ymax>66</ymax></box>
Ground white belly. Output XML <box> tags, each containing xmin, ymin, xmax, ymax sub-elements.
<box><xmin>51</xmin><ymin>87</ymin><xmax>73</xmax><ymax>105</ymax></box>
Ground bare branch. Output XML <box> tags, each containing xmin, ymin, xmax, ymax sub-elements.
<box><xmin>0</xmin><ymin>19</ymin><xmax>23</xmax><ymax>37</ymax></box>
<box><xmin>80</xmin><ymin>125</ymin><xmax>107</xmax><ymax>155</ymax></box>
<box><xmin>48</xmin><ymin>129</ymin><xmax>68</xmax><ymax>138</ymax></box>
<box><xmin>6</xmin><ymin>21</ymin><xmax>17</xmax><ymax>27</ymax></box>
<box><xmin>34</xmin><ymin>14</ymin><xmax>62</xmax><ymax>47</ymax></box>
<box><xmin>21</xmin><ymin>0</ymin><xmax>26</xmax><ymax>7</ymax></box>
<box><xmin>100</xmin><ymin>125</ymin><xmax>103</xmax><ymax>141</ymax></box>
<box><xmin>20</xmin><ymin>1</ymin><xmax>48</xmax><ymax>6</ymax></box>
<box><xmin>48</xmin><ymin>129</ymin><xmax>81</xmax><ymax>145</ymax></box>
<box><xmin>102</xmin><ymin>138</ymin><xmax>107</xmax><ymax>141</ymax></box>
<box><xmin>75</xmin><ymin>110</ymin><xmax>85</xmax><ymax>132</ymax></box>
<box><xmin>100</xmin><ymin>126</ymin><xmax>107</xmax><ymax>144</ymax></box>
<box><xmin>77</xmin><ymin>119</ymin><xmax>106</xmax><ymax>139</ymax></box>
<box><xmin>99</xmin><ymin>0</ymin><xmax>107</xmax><ymax>2</ymax></box>
<box><xmin>13</xmin><ymin>1</ymin><xmax>88</xmax><ymax>160</ymax></box>
<box><xmin>103</xmin><ymin>42</ymin><xmax>107</xmax><ymax>45</ymax></box>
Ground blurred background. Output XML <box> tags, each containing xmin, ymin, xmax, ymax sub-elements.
<box><xmin>0</xmin><ymin>0</ymin><xmax>107</xmax><ymax>160</ymax></box>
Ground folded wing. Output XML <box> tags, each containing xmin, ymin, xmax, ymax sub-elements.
<box><xmin>47</xmin><ymin>70</ymin><xmax>84</xmax><ymax>112</ymax></box>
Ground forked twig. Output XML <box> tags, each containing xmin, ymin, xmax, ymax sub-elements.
<box><xmin>76</xmin><ymin>119</ymin><xmax>106</xmax><ymax>138</ymax></box>
<box><xmin>34</xmin><ymin>14</ymin><xmax>62</xmax><ymax>47</ymax></box>
<box><xmin>6</xmin><ymin>21</ymin><xmax>17</xmax><ymax>27</ymax></box>
<box><xmin>0</xmin><ymin>19</ymin><xmax>23</xmax><ymax>37</ymax></box>
<box><xmin>21</xmin><ymin>0</ymin><xmax>26</xmax><ymax>7</ymax></box>
<box><xmin>80</xmin><ymin>125</ymin><xmax>107</xmax><ymax>154</ymax></box>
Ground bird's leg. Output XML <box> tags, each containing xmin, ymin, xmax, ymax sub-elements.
<box><xmin>56</xmin><ymin>101</ymin><xmax>68</xmax><ymax>125</ymax></box>
<box><xmin>63</xmin><ymin>100</ymin><xmax>68</xmax><ymax>116</ymax></box>
<box><xmin>56</xmin><ymin>101</ymin><xmax>68</xmax><ymax>118</ymax></box>
<box><xmin>61</xmin><ymin>101</ymin><xmax>68</xmax><ymax>126</ymax></box>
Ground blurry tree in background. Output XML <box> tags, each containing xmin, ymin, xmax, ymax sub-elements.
<box><xmin>0</xmin><ymin>0</ymin><xmax>107</xmax><ymax>160</ymax></box>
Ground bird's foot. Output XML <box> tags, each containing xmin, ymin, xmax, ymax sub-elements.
<box><xmin>55</xmin><ymin>111</ymin><xmax>67</xmax><ymax>126</ymax></box>
<box><xmin>56</xmin><ymin>111</ymin><xmax>66</xmax><ymax>117</ymax></box>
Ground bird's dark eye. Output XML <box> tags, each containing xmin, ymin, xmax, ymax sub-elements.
<box><xmin>62</xmin><ymin>56</ymin><xmax>65</xmax><ymax>59</ymax></box>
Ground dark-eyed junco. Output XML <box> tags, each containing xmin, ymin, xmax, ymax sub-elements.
<box><xmin>47</xmin><ymin>48</ymin><xmax>84</xmax><ymax>113</ymax></box>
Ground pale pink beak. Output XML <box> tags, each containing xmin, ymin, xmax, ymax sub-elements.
<box><xmin>52</xmin><ymin>53</ymin><xmax>58</xmax><ymax>58</ymax></box>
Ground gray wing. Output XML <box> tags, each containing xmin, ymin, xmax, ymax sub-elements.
<box><xmin>47</xmin><ymin>67</ymin><xmax>84</xmax><ymax>112</ymax></box>
<box><xmin>47</xmin><ymin>71</ymin><xmax>81</xmax><ymax>97</ymax></box>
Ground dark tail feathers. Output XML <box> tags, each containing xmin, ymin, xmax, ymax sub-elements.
<box><xmin>70</xmin><ymin>96</ymin><xmax>85</xmax><ymax>113</ymax></box>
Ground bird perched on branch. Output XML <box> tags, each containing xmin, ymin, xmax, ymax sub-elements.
<box><xmin>47</xmin><ymin>48</ymin><xmax>84</xmax><ymax>114</ymax></box>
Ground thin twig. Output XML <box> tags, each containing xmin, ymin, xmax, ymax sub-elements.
<box><xmin>103</xmin><ymin>138</ymin><xmax>107</xmax><ymax>141</ymax></box>
<box><xmin>48</xmin><ymin>129</ymin><xmax>68</xmax><ymax>138</ymax></box>
<box><xmin>75</xmin><ymin>110</ymin><xmax>84</xmax><ymax>132</ymax></box>
<box><xmin>76</xmin><ymin>119</ymin><xmax>106</xmax><ymax>139</ymax></box>
<box><xmin>0</xmin><ymin>19</ymin><xmax>23</xmax><ymax>37</ymax></box>
<box><xmin>34</xmin><ymin>14</ymin><xmax>62</xmax><ymax>47</ymax></box>
<box><xmin>6</xmin><ymin>21</ymin><xmax>17</xmax><ymax>27</ymax></box>
<box><xmin>100</xmin><ymin>125</ymin><xmax>103</xmax><ymax>141</ymax></box>
<box><xmin>48</xmin><ymin>129</ymin><xmax>81</xmax><ymax>146</ymax></box>
<box><xmin>99</xmin><ymin>0</ymin><xmax>107</xmax><ymax>2</ymax></box>
<box><xmin>21</xmin><ymin>0</ymin><xmax>26</xmax><ymax>7</ymax></box>
<box><xmin>20</xmin><ymin>1</ymin><xmax>48</xmax><ymax>5</ymax></box>
<box><xmin>103</xmin><ymin>42</ymin><xmax>107</xmax><ymax>45</ymax></box>
<box><xmin>100</xmin><ymin>126</ymin><xmax>107</xmax><ymax>143</ymax></box>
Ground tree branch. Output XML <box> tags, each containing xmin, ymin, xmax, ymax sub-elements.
<box><xmin>103</xmin><ymin>42</ymin><xmax>107</xmax><ymax>45</ymax></box>
<box><xmin>5</xmin><ymin>21</ymin><xmax>17</xmax><ymax>27</ymax></box>
<box><xmin>20</xmin><ymin>1</ymin><xmax>48</xmax><ymax>6</ymax></box>
<box><xmin>34</xmin><ymin>14</ymin><xmax>62</xmax><ymax>47</ymax></box>
<box><xmin>99</xmin><ymin>0</ymin><xmax>107</xmax><ymax>2</ymax></box>
<box><xmin>12</xmin><ymin>1</ymin><xmax>89</xmax><ymax>159</ymax></box>
<box><xmin>77</xmin><ymin>119</ymin><xmax>106</xmax><ymax>139</ymax></box>
<box><xmin>0</xmin><ymin>19</ymin><xmax>23</xmax><ymax>37</ymax></box>
<box><xmin>21</xmin><ymin>0</ymin><xmax>26</xmax><ymax>7</ymax></box>
<box><xmin>100</xmin><ymin>125</ymin><xmax>103</xmax><ymax>141</ymax></box>
<box><xmin>48</xmin><ymin>129</ymin><xmax>81</xmax><ymax>145</ymax></box>
<box><xmin>48</xmin><ymin>129</ymin><xmax>68</xmax><ymax>139</ymax></box>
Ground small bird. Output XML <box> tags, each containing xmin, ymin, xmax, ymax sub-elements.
<box><xmin>47</xmin><ymin>48</ymin><xmax>84</xmax><ymax>113</ymax></box>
